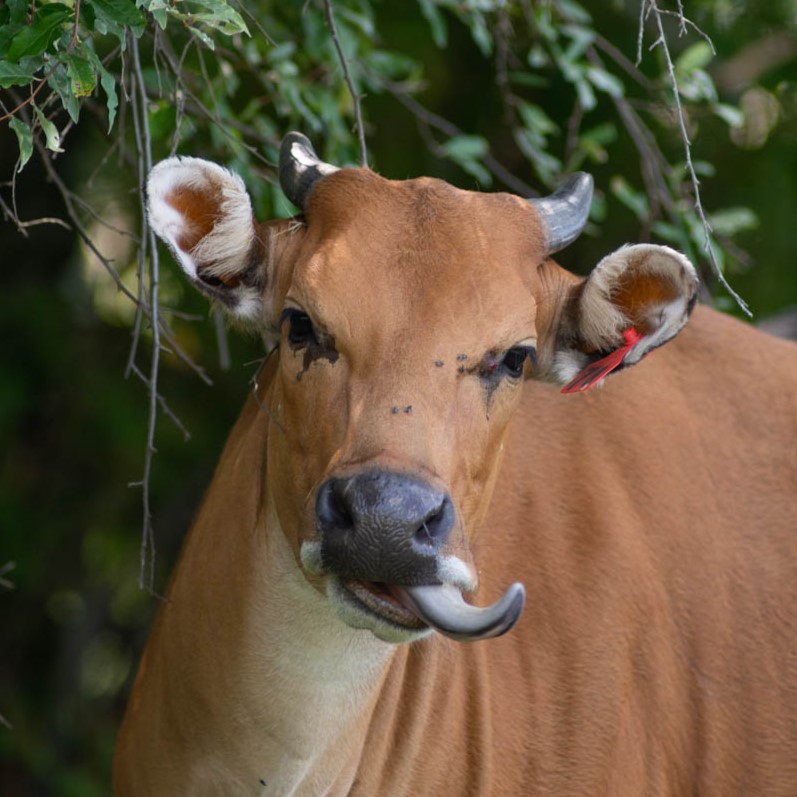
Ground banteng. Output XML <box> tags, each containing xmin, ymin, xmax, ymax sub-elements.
<box><xmin>114</xmin><ymin>133</ymin><xmax>797</xmax><ymax>797</ymax></box>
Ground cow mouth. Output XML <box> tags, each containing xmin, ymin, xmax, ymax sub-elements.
<box><xmin>301</xmin><ymin>542</ymin><xmax>525</xmax><ymax>642</ymax></box>
<box><xmin>340</xmin><ymin>578</ymin><xmax>526</xmax><ymax>642</ymax></box>
<box><xmin>341</xmin><ymin>580</ymin><xmax>428</xmax><ymax>631</ymax></box>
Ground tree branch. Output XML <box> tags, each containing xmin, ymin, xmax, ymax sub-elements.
<box><xmin>130</xmin><ymin>32</ymin><xmax>161</xmax><ymax>591</ymax></box>
<box><xmin>323</xmin><ymin>0</ymin><xmax>368</xmax><ymax>167</ymax></box>
<box><xmin>377</xmin><ymin>76</ymin><xmax>537</xmax><ymax>197</ymax></box>
<box><xmin>642</xmin><ymin>0</ymin><xmax>751</xmax><ymax>317</ymax></box>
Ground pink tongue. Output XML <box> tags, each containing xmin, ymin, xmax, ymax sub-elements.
<box><xmin>390</xmin><ymin>583</ymin><xmax>526</xmax><ymax>642</ymax></box>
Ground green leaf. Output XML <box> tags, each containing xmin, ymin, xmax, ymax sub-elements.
<box><xmin>585</xmin><ymin>66</ymin><xmax>624</xmax><ymax>98</ymax></box>
<box><xmin>513</xmin><ymin>128</ymin><xmax>561</xmax><ymax>187</ymax></box>
<box><xmin>574</xmin><ymin>76</ymin><xmax>596</xmax><ymax>111</ymax></box>
<box><xmin>440</xmin><ymin>135</ymin><xmax>488</xmax><ymax>161</ymax></box>
<box><xmin>651</xmin><ymin>220</ymin><xmax>685</xmax><ymax>245</ymax></box>
<box><xmin>365</xmin><ymin>50</ymin><xmax>417</xmax><ymax>81</ymax></box>
<box><xmin>691</xmin><ymin>160</ymin><xmax>716</xmax><ymax>178</ymax></box>
<box><xmin>713</xmin><ymin>102</ymin><xmax>743</xmax><ymax>128</ymax></box>
<box><xmin>675</xmin><ymin>41</ymin><xmax>714</xmax><ymax>75</ymax></box>
<box><xmin>85</xmin><ymin>47</ymin><xmax>118</xmax><ymax>131</ymax></box>
<box><xmin>7</xmin><ymin>0</ymin><xmax>29</xmax><ymax>24</ymax></box>
<box><xmin>191</xmin><ymin>12</ymin><xmax>246</xmax><ymax>36</ymax></box>
<box><xmin>33</xmin><ymin>104</ymin><xmax>64</xmax><ymax>153</ymax></box>
<box><xmin>0</xmin><ymin>23</ymin><xmax>24</xmax><ymax>58</ymax></box>
<box><xmin>527</xmin><ymin>44</ymin><xmax>548</xmax><ymax>69</ymax></box>
<box><xmin>9</xmin><ymin>117</ymin><xmax>33</xmax><ymax>171</ymax></box>
<box><xmin>143</xmin><ymin>0</ymin><xmax>171</xmax><ymax>29</ymax></box>
<box><xmin>467</xmin><ymin>13</ymin><xmax>492</xmax><ymax>57</ymax></box>
<box><xmin>578</xmin><ymin>123</ymin><xmax>617</xmax><ymax>164</ymax></box>
<box><xmin>417</xmin><ymin>0</ymin><xmax>447</xmax><ymax>48</ymax></box>
<box><xmin>88</xmin><ymin>0</ymin><xmax>145</xmax><ymax>28</ymax></box>
<box><xmin>266</xmin><ymin>42</ymin><xmax>297</xmax><ymax>64</ymax></box>
<box><xmin>0</xmin><ymin>60</ymin><xmax>38</xmax><ymax>88</ymax></box>
<box><xmin>708</xmin><ymin>207</ymin><xmax>759</xmax><ymax>236</ymax></box>
<box><xmin>337</xmin><ymin>6</ymin><xmax>376</xmax><ymax>38</ymax></box>
<box><xmin>188</xmin><ymin>26</ymin><xmax>215</xmax><ymax>50</ymax></box>
<box><xmin>516</xmin><ymin>101</ymin><xmax>558</xmax><ymax>136</ymax></box>
<box><xmin>508</xmin><ymin>71</ymin><xmax>548</xmax><ymax>88</ymax></box>
<box><xmin>561</xmin><ymin>24</ymin><xmax>594</xmax><ymax>61</ymax></box>
<box><xmin>610</xmin><ymin>175</ymin><xmax>648</xmax><ymax>221</ymax></box>
<box><xmin>48</xmin><ymin>63</ymin><xmax>80</xmax><ymax>123</ymax></box>
<box><xmin>189</xmin><ymin>0</ymin><xmax>249</xmax><ymax>36</ymax></box>
<box><xmin>677</xmin><ymin>68</ymin><xmax>717</xmax><ymax>103</ymax></box>
<box><xmin>64</xmin><ymin>50</ymin><xmax>97</xmax><ymax>97</ymax></box>
<box><xmin>7</xmin><ymin>8</ymin><xmax>71</xmax><ymax>62</ymax></box>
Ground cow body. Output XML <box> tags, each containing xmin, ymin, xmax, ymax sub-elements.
<box><xmin>114</xmin><ymin>136</ymin><xmax>797</xmax><ymax>796</ymax></box>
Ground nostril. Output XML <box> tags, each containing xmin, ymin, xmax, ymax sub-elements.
<box><xmin>413</xmin><ymin>495</ymin><xmax>454</xmax><ymax>551</ymax></box>
<box><xmin>316</xmin><ymin>480</ymin><xmax>355</xmax><ymax>533</ymax></box>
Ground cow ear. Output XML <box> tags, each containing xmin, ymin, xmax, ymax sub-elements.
<box><xmin>549</xmin><ymin>244</ymin><xmax>699</xmax><ymax>392</ymax></box>
<box><xmin>147</xmin><ymin>157</ymin><xmax>267</xmax><ymax>324</ymax></box>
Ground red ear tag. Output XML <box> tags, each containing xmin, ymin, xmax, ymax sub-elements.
<box><xmin>560</xmin><ymin>327</ymin><xmax>643</xmax><ymax>394</ymax></box>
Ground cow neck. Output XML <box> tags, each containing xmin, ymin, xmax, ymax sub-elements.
<box><xmin>250</xmin><ymin>496</ymin><xmax>399</xmax><ymax>794</ymax></box>
<box><xmin>159</xmin><ymin>389</ymin><xmax>399</xmax><ymax>796</ymax></box>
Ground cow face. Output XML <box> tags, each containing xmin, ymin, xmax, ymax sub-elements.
<box><xmin>147</xmin><ymin>134</ymin><xmax>698</xmax><ymax>643</ymax></box>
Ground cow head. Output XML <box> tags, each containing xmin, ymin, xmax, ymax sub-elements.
<box><xmin>147</xmin><ymin>133</ymin><xmax>698</xmax><ymax>644</ymax></box>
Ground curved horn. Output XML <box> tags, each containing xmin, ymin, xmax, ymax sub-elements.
<box><xmin>529</xmin><ymin>172</ymin><xmax>594</xmax><ymax>255</ymax></box>
<box><xmin>279</xmin><ymin>132</ymin><xmax>339</xmax><ymax>210</ymax></box>
<box><xmin>393</xmin><ymin>582</ymin><xmax>526</xmax><ymax>642</ymax></box>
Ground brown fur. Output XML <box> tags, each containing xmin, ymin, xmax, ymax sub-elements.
<box><xmin>115</xmin><ymin>167</ymin><xmax>797</xmax><ymax>796</ymax></box>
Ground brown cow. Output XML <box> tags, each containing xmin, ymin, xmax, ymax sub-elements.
<box><xmin>114</xmin><ymin>133</ymin><xmax>797</xmax><ymax>796</ymax></box>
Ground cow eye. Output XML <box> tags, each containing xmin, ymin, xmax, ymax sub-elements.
<box><xmin>500</xmin><ymin>346</ymin><xmax>534</xmax><ymax>379</ymax></box>
<box><xmin>280</xmin><ymin>308</ymin><xmax>318</xmax><ymax>348</ymax></box>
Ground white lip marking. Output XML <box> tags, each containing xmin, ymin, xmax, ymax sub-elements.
<box><xmin>300</xmin><ymin>541</ymin><xmax>324</xmax><ymax>576</ymax></box>
<box><xmin>436</xmin><ymin>555</ymin><xmax>477</xmax><ymax>592</ymax></box>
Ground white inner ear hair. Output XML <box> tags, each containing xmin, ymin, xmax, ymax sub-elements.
<box><xmin>552</xmin><ymin>244</ymin><xmax>698</xmax><ymax>385</ymax></box>
<box><xmin>147</xmin><ymin>157</ymin><xmax>255</xmax><ymax>283</ymax></box>
<box><xmin>580</xmin><ymin>243</ymin><xmax>697</xmax><ymax>357</ymax></box>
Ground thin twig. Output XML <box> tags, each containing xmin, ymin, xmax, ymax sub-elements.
<box><xmin>323</xmin><ymin>0</ymin><xmax>368</xmax><ymax>167</ymax></box>
<box><xmin>153</xmin><ymin>35</ymin><xmax>276</xmax><ymax>164</ymax></box>
<box><xmin>131</xmin><ymin>32</ymin><xmax>161</xmax><ymax>591</ymax></box>
<box><xmin>34</xmin><ymin>131</ymin><xmax>141</xmax><ymax>306</ymax></box>
<box><xmin>0</xmin><ymin>193</ymin><xmax>71</xmax><ymax>232</ymax></box>
<box><xmin>378</xmin><ymin>76</ymin><xmax>537</xmax><ymax>196</ymax></box>
<box><xmin>636</xmin><ymin>0</ymin><xmax>650</xmax><ymax>66</ymax></box>
<box><xmin>643</xmin><ymin>0</ymin><xmax>751</xmax><ymax>316</ymax></box>
<box><xmin>125</xmin><ymin>65</ymin><xmax>148</xmax><ymax>381</ymax></box>
<box><xmin>128</xmin><ymin>364</ymin><xmax>191</xmax><ymax>440</ymax></box>
<box><xmin>658</xmin><ymin>7</ymin><xmax>715</xmax><ymax>50</ymax></box>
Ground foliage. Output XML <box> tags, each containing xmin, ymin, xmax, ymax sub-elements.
<box><xmin>1</xmin><ymin>1</ymin><xmax>796</xmax><ymax>794</ymax></box>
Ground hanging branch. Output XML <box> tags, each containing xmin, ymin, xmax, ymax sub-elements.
<box><xmin>639</xmin><ymin>0</ymin><xmax>752</xmax><ymax>317</ymax></box>
<box><xmin>376</xmin><ymin>75</ymin><xmax>537</xmax><ymax>197</ymax></box>
<box><xmin>323</xmin><ymin>0</ymin><xmax>368</xmax><ymax>167</ymax></box>
<box><xmin>129</xmin><ymin>31</ymin><xmax>161</xmax><ymax>592</ymax></box>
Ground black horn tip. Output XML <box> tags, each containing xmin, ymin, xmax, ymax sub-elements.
<box><xmin>530</xmin><ymin>171</ymin><xmax>594</xmax><ymax>255</ymax></box>
<box><xmin>279</xmin><ymin>131</ymin><xmax>339</xmax><ymax>211</ymax></box>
